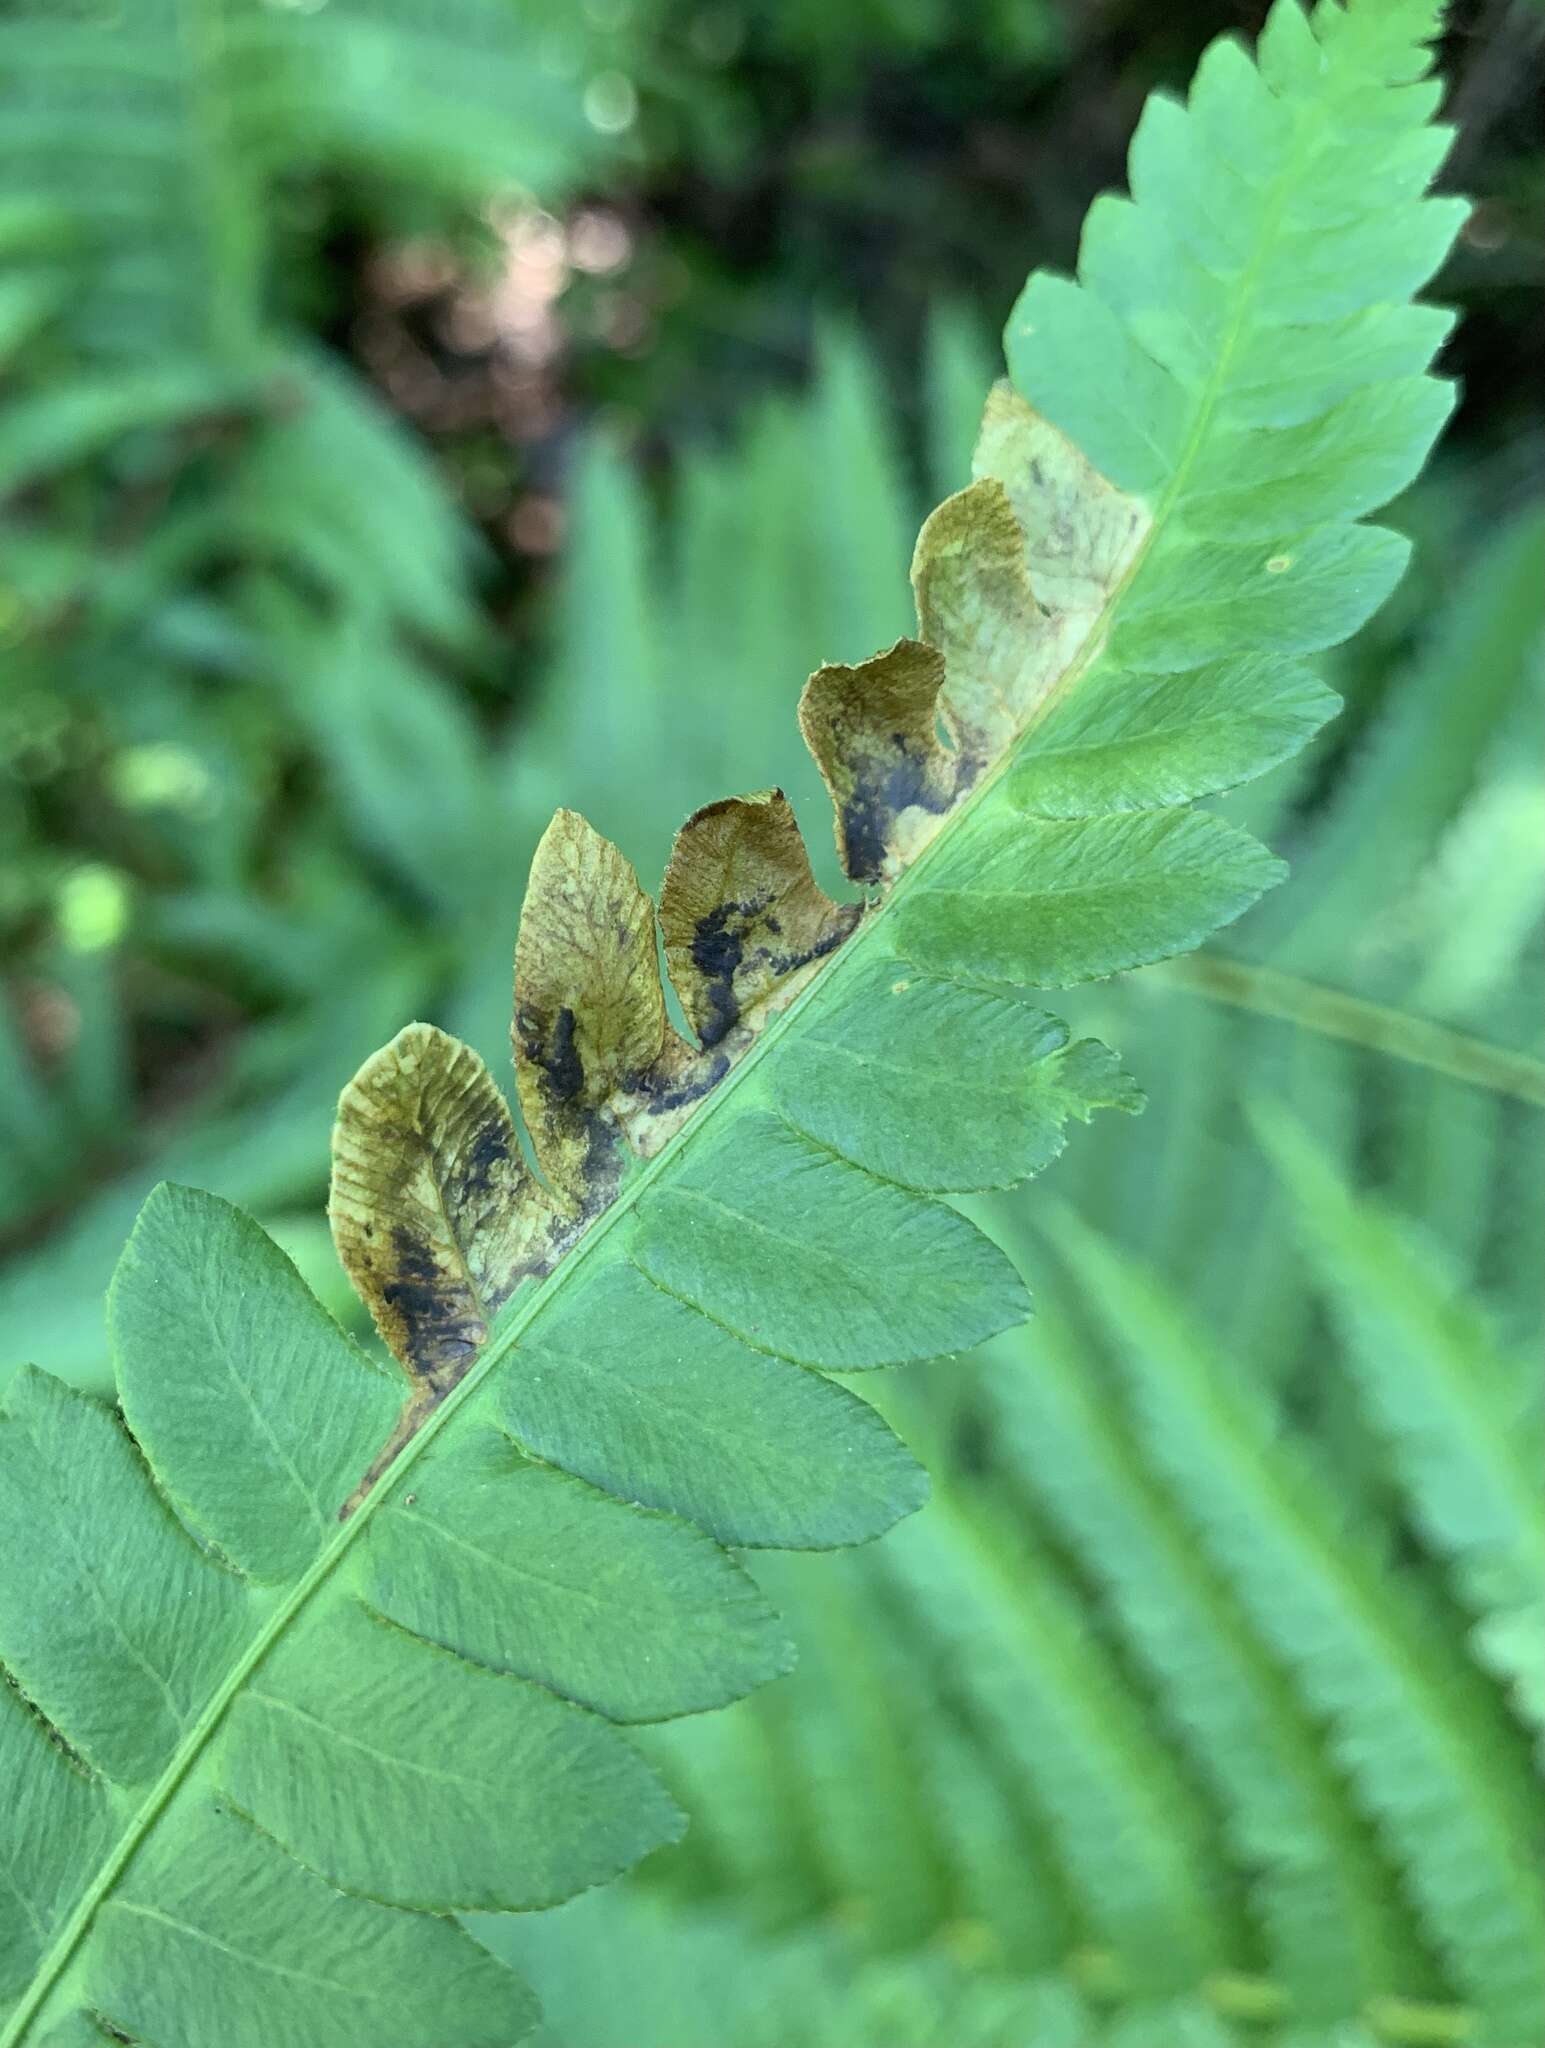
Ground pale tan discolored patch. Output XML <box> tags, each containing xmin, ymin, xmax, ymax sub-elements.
<box><xmin>912</xmin><ymin>477</ymin><xmax>1047</xmax><ymax>771</ymax></box>
<box><xmin>330</xmin><ymin>1023</ymin><xmax>557</xmax><ymax>1401</ymax></box>
<box><xmin>799</xmin><ymin>638</ymin><xmax>959</xmax><ymax>886</ymax></box>
<box><xmin>513</xmin><ymin>809</ymin><xmax>688</xmax><ymax>1198</ymax></box>
<box><xmin>972</xmin><ymin>382</ymin><xmax>1150</xmax><ymax>620</ymax></box>
<box><xmin>659</xmin><ymin>789</ymin><xmax>860</xmax><ymax>1049</ymax></box>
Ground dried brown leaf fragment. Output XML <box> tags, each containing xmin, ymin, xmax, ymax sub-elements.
<box><xmin>513</xmin><ymin>810</ymin><xmax>688</xmax><ymax>1198</ymax></box>
<box><xmin>660</xmin><ymin>790</ymin><xmax>860</xmax><ymax>1049</ymax></box>
<box><xmin>799</xmin><ymin>638</ymin><xmax>958</xmax><ymax>886</ymax></box>
<box><xmin>330</xmin><ymin>1023</ymin><xmax>555</xmax><ymax>1399</ymax></box>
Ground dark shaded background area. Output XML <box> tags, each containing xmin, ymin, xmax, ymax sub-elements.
<box><xmin>331</xmin><ymin>0</ymin><xmax>1545</xmax><ymax>620</ymax></box>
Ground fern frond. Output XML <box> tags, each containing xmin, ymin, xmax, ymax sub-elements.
<box><xmin>873</xmin><ymin>1483</ymin><xmax>1235</xmax><ymax>1997</ymax></box>
<box><xmin>979</xmin><ymin>1303</ymin><xmax>1414</xmax><ymax>2024</ymax></box>
<box><xmin>0</xmin><ymin>4</ymin><xmax>1465</xmax><ymax>2039</ymax></box>
<box><xmin>1047</xmin><ymin>1211</ymin><xmax>1545</xmax><ymax>2045</ymax></box>
<box><xmin>482</xmin><ymin>1884</ymin><xmax>1460</xmax><ymax>2048</ymax></box>
<box><xmin>1259</xmin><ymin>1111</ymin><xmax>1545</xmax><ymax>1739</ymax></box>
<box><xmin>483</xmin><ymin>1888</ymin><xmax>1100</xmax><ymax>2048</ymax></box>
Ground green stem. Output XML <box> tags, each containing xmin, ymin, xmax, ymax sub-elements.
<box><xmin>1150</xmin><ymin>953</ymin><xmax>1545</xmax><ymax>1107</ymax></box>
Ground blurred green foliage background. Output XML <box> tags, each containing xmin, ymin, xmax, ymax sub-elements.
<box><xmin>1</xmin><ymin>1</ymin><xmax>1542</xmax><ymax>2042</ymax></box>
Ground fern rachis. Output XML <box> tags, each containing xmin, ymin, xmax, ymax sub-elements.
<box><xmin>0</xmin><ymin>4</ymin><xmax>1466</xmax><ymax>2041</ymax></box>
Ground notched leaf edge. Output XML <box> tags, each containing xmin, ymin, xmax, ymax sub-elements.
<box><xmin>330</xmin><ymin>389</ymin><xmax>1148</xmax><ymax>1504</ymax></box>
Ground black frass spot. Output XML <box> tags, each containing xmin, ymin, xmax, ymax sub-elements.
<box><xmin>691</xmin><ymin>899</ymin><xmax>753</xmax><ymax>1046</ymax></box>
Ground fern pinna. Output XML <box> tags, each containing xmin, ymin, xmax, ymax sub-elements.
<box><xmin>0</xmin><ymin>3</ymin><xmax>1465</xmax><ymax>2042</ymax></box>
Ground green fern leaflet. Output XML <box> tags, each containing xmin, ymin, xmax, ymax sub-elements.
<box><xmin>0</xmin><ymin>4</ymin><xmax>1465</xmax><ymax>2041</ymax></box>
